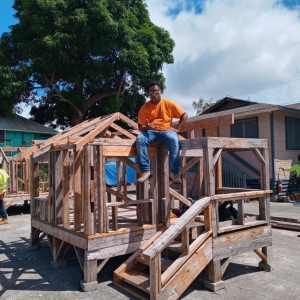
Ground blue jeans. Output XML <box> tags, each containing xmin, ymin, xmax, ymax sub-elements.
<box><xmin>136</xmin><ymin>130</ymin><xmax>180</xmax><ymax>174</ymax></box>
<box><xmin>0</xmin><ymin>197</ymin><xmax>8</xmax><ymax>218</ymax></box>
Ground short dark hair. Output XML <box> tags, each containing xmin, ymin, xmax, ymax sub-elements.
<box><xmin>148</xmin><ymin>81</ymin><xmax>161</xmax><ymax>91</ymax></box>
<box><xmin>298</xmin><ymin>154</ymin><xmax>300</xmax><ymax>161</ymax></box>
<box><xmin>0</xmin><ymin>163</ymin><xmax>2</xmax><ymax>169</ymax></box>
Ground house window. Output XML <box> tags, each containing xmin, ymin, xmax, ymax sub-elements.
<box><xmin>286</xmin><ymin>117</ymin><xmax>300</xmax><ymax>150</ymax></box>
<box><xmin>231</xmin><ymin>117</ymin><xmax>259</xmax><ymax>138</ymax></box>
<box><xmin>0</xmin><ymin>130</ymin><xmax>5</xmax><ymax>143</ymax></box>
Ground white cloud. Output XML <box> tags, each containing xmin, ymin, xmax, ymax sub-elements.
<box><xmin>145</xmin><ymin>0</ymin><xmax>300</xmax><ymax>117</ymax></box>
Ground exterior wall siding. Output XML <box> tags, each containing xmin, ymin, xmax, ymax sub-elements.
<box><xmin>273</xmin><ymin>110</ymin><xmax>300</xmax><ymax>179</ymax></box>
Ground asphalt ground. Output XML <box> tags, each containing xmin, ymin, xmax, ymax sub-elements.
<box><xmin>1</xmin><ymin>202</ymin><xmax>300</xmax><ymax>300</ymax></box>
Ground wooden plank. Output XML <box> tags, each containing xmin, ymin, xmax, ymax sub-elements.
<box><xmin>97</xmin><ymin>145</ymin><xmax>107</xmax><ymax>233</ymax></box>
<box><xmin>252</xmin><ymin>148</ymin><xmax>265</xmax><ymax>165</ymax></box>
<box><xmin>83</xmin><ymin>145</ymin><xmax>93</xmax><ymax>235</ymax></box>
<box><xmin>113</xmin><ymin>229</ymin><xmax>165</xmax><ymax>279</ymax></box>
<box><xmin>254</xmin><ymin>249</ymin><xmax>267</xmax><ymax>261</ymax></box>
<box><xmin>74</xmin><ymin>113</ymin><xmax>119</xmax><ymax>151</ymax></box>
<box><xmin>181</xmin><ymin>227</ymin><xmax>189</xmax><ymax>255</ymax></box>
<box><xmin>237</xmin><ymin>200</ymin><xmax>245</xmax><ymax>225</ymax></box>
<box><xmin>211</xmin><ymin>190</ymin><xmax>272</xmax><ymax>202</ymax></box>
<box><xmin>117</xmin><ymin>157</ymin><xmax>139</xmax><ymax>173</ymax></box>
<box><xmin>31</xmin><ymin>218</ymin><xmax>86</xmax><ymax>249</ymax></box>
<box><xmin>179</xmin><ymin>149</ymin><xmax>203</xmax><ymax>157</ymax></box>
<box><xmin>73</xmin><ymin>150</ymin><xmax>83</xmax><ymax>231</ymax></box>
<box><xmin>180</xmin><ymin>157</ymin><xmax>187</xmax><ymax>199</ymax></box>
<box><xmin>112</xmin><ymin>206</ymin><xmax>118</xmax><ymax>231</ymax></box>
<box><xmin>109</xmin><ymin>123</ymin><xmax>136</xmax><ymax>139</ymax></box>
<box><xmin>30</xmin><ymin>157</ymin><xmax>40</xmax><ymax>219</ymax></box>
<box><xmin>164</xmin><ymin>151</ymin><xmax>170</xmax><ymax>227</ymax></box>
<box><xmin>159</xmin><ymin>237</ymin><xmax>212</xmax><ymax>299</ymax></box>
<box><xmin>179</xmin><ymin>137</ymin><xmax>268</xmax><ymax>150</ymax></box>
<box><xmin>62</xmin><ymin>150</ymin><xmax>70</xmax><ymax>228</ymax></box>
<box><xmin>221</xmin><ymin>257</ymin><xmax>232</xmax><ymax>276</ymax></box>
<box><xmin>218</xmin><ymin>220</ymin><xmax>267</xmax><ymax>234</ymax></box>
<box><xmin>213</xmin><ymin>149</ymin><xmax>223</xmax><ymax>166</ymax></box>
<box><xmin>168</xmin><ymin>187</ymin><xmax>191</xmax><ymax>207</ymax></box>
<box><xmin>149</xmin><ymin>150</ymin><xmax>158</xmax><ymax>224</ymax></box>
<box><xmin>213</xmin><ymin>225</ymin><xmax>272</xmax><ymax>260</ymax></box>
<box><xmin>178</xmin><ymin>114</ymin><xmax>234</xmax><ymax>132</ymax></box>
<box><xmin>118</xmin><ymin>113</ymin><xmax>140</xmax><ymax>130</ymax></box>
<box><xmin>150</xmin><ymin>254</ymin><xmax>161</xmax><ymax>298</ymax></box>
<box><xmin>106</xmin><ymin>199</ymin><xmax>153</xmax><ymax>207</ymax></box>
<box><xmin>143</xmin><ymin>197</ymin><xmax>211</xmax><ymax>260</ymax></box>
<box><xmin>54</xmin><ymin>151</ymin><xmax>63</xmax><ymax>225</ymax></box>
<box><xmin>179</xmin><ymin>157</ymin><xmax>199</xmax><ymax>175</ymax></box>
<box><xmin>102</xmin><ymin>145</ymin><xmax>156</xmax><ymax>157</ymax></box>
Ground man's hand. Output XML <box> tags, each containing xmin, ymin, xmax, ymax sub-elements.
<box><xmin>169</xmin><ymin>127</ymin><xmax>179</xmax><ymax>133</ymax></box>
<box><xmin>279</xmin><ymin>167</ymin><xmax>284</xmax><ymax>171</ymax></box>
<box><xmin>138</xmin><ymin>120</ymin><xmax>156</xmax><ymax>132</ymax></box>
<box><xmin>145</xmin><ymin>119</ymin><xmax>155</xmax><ymax>130</ymax></box>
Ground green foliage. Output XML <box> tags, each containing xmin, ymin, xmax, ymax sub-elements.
<box><xmin>39</xmin><ymin>164</ymin><xmax>48</xmax><ymax>182</ymax></box>
<box><xmin>192</xmin><ymin>97</ymin><xmax>221</xmax><ymax>115</ymax></box>
<box><xmin>0</xmin><ymin>0</ymin><xmax>175</xmax><ymax>127</ymax></box>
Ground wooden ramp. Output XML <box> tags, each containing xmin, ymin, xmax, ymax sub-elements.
<box><xmin>114</xmin><ymin>196</ymin><xmax>212</xmax><ymax>300</ymax></box>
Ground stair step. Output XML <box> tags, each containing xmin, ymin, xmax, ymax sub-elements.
<box><xmin>135</xmin><ymin>256</ymin><xmax>174</xmax><ymax>271</ymax></box>
<box><xmin>118</xmin><ymin>271</ymin><xmax>150</xmax><ymax>294</ymax></box>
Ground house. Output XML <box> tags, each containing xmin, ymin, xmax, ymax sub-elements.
<box><xmin>186</xmin><ymin>97</ymin><xmax>300</xmax><ymax>196</ymax></box>
<box><xmin>0</xmin><ymin>113</ymin><xmax>56</xmax><ymax>151</ymax></box>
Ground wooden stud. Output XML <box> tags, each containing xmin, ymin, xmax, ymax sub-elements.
<box><xmin>150</xmin><ymin>254</ymin><xmax>161</xmax><ymax>299</ymax></box>
<box><xmin>74</xmin><ymin>149</ymin><xmax>83</xmax><ymax>231</ymax></box>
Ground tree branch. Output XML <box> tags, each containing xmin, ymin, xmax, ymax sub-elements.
<box><xmin>43</xmin><ymin>76</ymin><xmax>83</xmax><ymax>119</ymax></box>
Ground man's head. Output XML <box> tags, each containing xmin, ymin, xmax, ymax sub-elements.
<box><xmin>0</xmin><ymin>162</ymin><xmax>2</xmax><ymax>169</ymax></box>
<box><xmin>148</xmin><ymin>82</ymin><xmax>162</xmax><ymax>103</ymax></box>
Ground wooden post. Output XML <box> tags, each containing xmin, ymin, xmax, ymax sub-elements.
<box><xmin>116</xmin><ymin>160</ymin><xmax>122</xmax><ymax>202</ymax></box>
<box><xmin>180</xmin><ymin>156</ymin><xmax>187</xmax><ymax>199</ymax></box>
<box><xmin>164</xmin><ymin>150</ymin><xmax>170</xmax><ymax>227</ymax></box>
<box><xmin>74</xmin><ymin>149</ymin><xmax>83</xmax><ymax>231</ymax></box>
<box><xmin>149</xmin><ymin>152</ymin><xmax>158</xmax><ymax>224</ymax></box>
<box><xmin>62</xmin><ymin>149</ymin><xmax>70</xmax><ymax>228</ymax></box>
<box><xmin>83</xmin><ymin>145</ymin><xmax>93</xmax><ymax>235</ymax></box>
<box><xmin>96</xmin><ymin>145</ymin><xmax>107</xmax><ymax>233</ymax></box>
<box><xmin>150</xmin><ymin>254</ymin><xmax>161</xmax><ymax>299</ymax></box>
<box><xmin>54</xmin><ymin>151</ymin><xmax>63</xmax><ymax>225</ymax></box>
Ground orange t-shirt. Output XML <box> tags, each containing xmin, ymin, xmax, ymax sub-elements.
<box><xmin>138</xmin><ymin>98</ymin><xmax>185</xmax><ymax>131</ymax></box>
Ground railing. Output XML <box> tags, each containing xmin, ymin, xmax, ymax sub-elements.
<box><xmin>222</xmin><ymin>156</ymin><xmax>251</xmax><ymax>188</ymax></box>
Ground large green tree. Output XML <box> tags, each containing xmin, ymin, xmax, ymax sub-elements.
<box><xmin>0</xmin><ymin>0</ymin><xmax>175</xmax><ymax>128</ymax></box>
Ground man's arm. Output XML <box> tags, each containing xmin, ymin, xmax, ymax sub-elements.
<box><xmin>138</xmin><ymin>119</ymin><xmax>156</xmax><ymax>132</ymax></box>
<box><xmin>172</xmin><ymin>112</ymin><xmax>188</xmax><ymax>133</ymax></box>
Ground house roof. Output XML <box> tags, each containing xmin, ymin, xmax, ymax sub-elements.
<box><xmin>187</xmin><ymin>97</ymin><xmax>300</xmax><ymax>122</ymax></box>
<box><xmin>0</xmin><ymin>114</ymin><xmax>57</xmax><ymax>135</ymax></box>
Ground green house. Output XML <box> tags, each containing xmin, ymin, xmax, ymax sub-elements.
<box><xmin>0</xmin><ymin>113</ymin><xmax>56</xmax><ymax>150</ymax></box>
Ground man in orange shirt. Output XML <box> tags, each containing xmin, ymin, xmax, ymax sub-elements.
<box><xmin>137</xmin><ymin>82</ymin><xmax>188</xmax><ymax>183</ymax></box>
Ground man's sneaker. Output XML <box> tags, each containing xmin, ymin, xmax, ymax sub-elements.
<box><xmin>169</xmin><ymin>172</ymin><xmax>182</xmax><ymax>183</ymax></box>
<box><xmin>137</xmin><ymin>172</ymin><xmax>153</xmax><ymax>183</ymax></box>
<box><xmin>0</xmin><ymin>218</ymin><xmax>8</xmax><ymax>225</ymax></box>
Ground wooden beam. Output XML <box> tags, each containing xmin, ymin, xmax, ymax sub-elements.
<box><xmin>109</xmin><ymin>123</ymin><xmax>136</xmax><ymax>139</ymax></box>
<box><xmin>143</xmin><ymin>197</ymin><xmax>211</xmax><ymax>260</ymax></box>
<box><xmin>74</xmin><ymin>113</ymin><xmax>119</xmax><ymax>151</ymax></box>
<box><xmin>169</xmin><ymin>187</ymin><xmax>191</xmax><ymax>207</ymax></box>
<box><xmin>178</xmin><ymin>114</ymin><xmax>234</xmax><ymax>132</ymax></box>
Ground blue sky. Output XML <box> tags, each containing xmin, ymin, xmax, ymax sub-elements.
<box><xmin>1</xmin><ymin>0</ymin><xmax>300</xmax><ymax>117</ymax></box>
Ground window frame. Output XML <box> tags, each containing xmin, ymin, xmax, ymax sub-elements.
<box><xmin>285</xmin><ymin>116</ymin><xmax>300</xmax><ymax>150</ymax></box>
<box><xmin>230</xmin><ymin>117</ymin><xmax>259</xmax><ymax>139</ymax></box>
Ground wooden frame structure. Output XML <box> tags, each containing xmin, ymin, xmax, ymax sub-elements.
<box><xmin>0</xmin><ymin>141</ymin><xmax>48</xmax><ymax>208</ymax></box>
<box><xmin>28</xmin><ymin>112</ymin><xmax>240</xmax><ymax>293</ymax></box>
<box><xmin>114</xmin><ymin>137</ymin><xmax>273</xmax><ymax>299</ymax></box>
